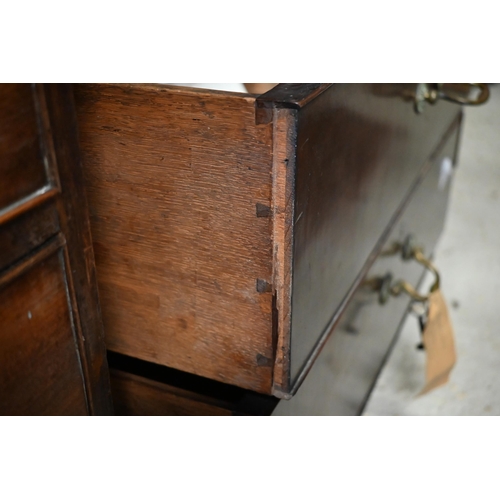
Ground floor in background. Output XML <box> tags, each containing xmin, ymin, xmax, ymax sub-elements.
<box><xmin>363</xmin><ymin>85</ymin><xmax>500</xmax><ymax>416</ymax></box>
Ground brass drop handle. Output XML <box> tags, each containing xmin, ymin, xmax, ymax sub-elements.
<box><xmin>367</xmin><ymin>236</ymin><xmax>440</xmax><ymax>304</ymax></box>
<box><xmin>414</xmin><ymin>83</ymin><xmax>489</xmax><ymax>113</ymax></box>
<box><xmin>389</xmin><ymin>246</ymin><xmax>440</xmax><ymax>302</ymax></box>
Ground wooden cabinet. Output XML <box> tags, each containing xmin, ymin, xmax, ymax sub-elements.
<box><xmin>74</xmin><ymin>84</ymin><xmax>461</xmax><ymax>408</ymax></box>
<box><xmin>1</xmin><ymin>83</ymin><xmax>468</xmax><ymax>415</ymax></box>
<box><xmin>0</xmin><ymin>84</ymin><xmax>112</xmax><ymax>415</ymax></box>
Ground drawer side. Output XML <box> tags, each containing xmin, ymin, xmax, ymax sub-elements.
<box><xmin>75</xmin><ymin>84</ymin><xmax>274</xmax><ymax>393</ymax></box>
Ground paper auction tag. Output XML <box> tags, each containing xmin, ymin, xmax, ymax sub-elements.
<box><xmin>418</xmin><ymin>289</ymin><xmax>457</xmax><ymax>396</ymax></box>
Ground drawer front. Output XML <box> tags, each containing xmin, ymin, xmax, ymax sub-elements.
<box><xmin>273</xmin><ymin>121</ymin><xmax>459</xmax><ymax>414</ymax></box>
<box><xmin>264</xmin><ymin>84</ymin><xmax>461</xmax><ymax>392</ymax></box>
<box><xmin>107</xmin><ymin>352</ymin><xmax>279</xmax><ymax>416</ymax></box>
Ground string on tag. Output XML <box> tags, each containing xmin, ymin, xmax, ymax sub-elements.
<box><xmin>367</xmin><ymin>235</ymin><xmax>457</xmax><ymax>395</ymax></box>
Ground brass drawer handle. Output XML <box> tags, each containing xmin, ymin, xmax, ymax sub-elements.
<box><xmin>368</xmin><ymin>236</ymin><xmax>440</xmax><ymax>304</ymax></box>
<box><xmin>415</xmin><ymin>83</ymin><xmax>489</xmax><ymax>113</ymax></box>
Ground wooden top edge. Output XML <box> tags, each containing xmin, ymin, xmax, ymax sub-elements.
<box><xmin>78</xmin><ymin>83</ymin><xmax>256</xmax><ymax>102</ymax></box>
<box><xmin>75</xmin><ymin>83</ymin><xmax>333</xmax><ymax>111</ymax></box>
<box><xmin>256</xmin><ymin>83</ymin><xmax>333</xmax><ymax>109</ymax></box>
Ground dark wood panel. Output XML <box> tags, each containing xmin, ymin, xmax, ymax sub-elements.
<box><xmin>107</xmin><ymin>351</ymin><xmax>279</xmax><ymax>415</ymax></box>
<box><xmin>0</xmin><ymin>247</ymin><xmax>88</xmax><ymax>415</ymax></box>
<box><xmin>274</xmin><ymin>122</ymin><xmax>460</xmax><ymax>415</ymax></box>
<box><xmin>75</xmin><ymin>84</ymin><xmax>274</xmax><ymax>393</ymax></box>
<box><xmin>43</xmin><ymin>84</ymin><xmax>113</xmax><ymax>415</ymax></box>
<box><xmin>257</xmin><ymin>83</ymin><xmax>331</xmax><ymax>110</ymax></box>
<box><xmin>289</xmin><ymin>84</ymin><xmax>461</xmax><ymax>388</ymax></box>
<box><xmin>111</xmin><ymin>370</ymin><xmax>233</xmax><ymax>416</ymax></box>
<box><xmin>0</xmin><ymin>84</ymin><xmax>49</xmax><ymax>211</ymax></box>
<box><xmin>0</xmin><ymin>199</ymin><xmax>59</xmax><ymax>271</ymax></box>
<box><xmin>0</xmin><ymin>84</ymin><xmax>112</xmax><ymax>415</ymax></box>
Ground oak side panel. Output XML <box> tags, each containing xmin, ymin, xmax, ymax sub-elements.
<box><xmin>75</xmin><ymin>84</ymin><xmax>274</xmax><ymax>393</ymax></box>
<box><xmin>0</xmin><ymin>249</ymin><xmax>88</xmax><ymax>415</ymax></box>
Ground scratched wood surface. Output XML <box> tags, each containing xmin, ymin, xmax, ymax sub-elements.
<box><xmin>75</xmin><ymin>84</ymin><xmax>274</xmax><ymax>393</ymax></box>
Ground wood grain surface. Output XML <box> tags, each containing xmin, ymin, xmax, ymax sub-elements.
<box><xmin>75</xmin><ymin>84</ymin><xmax>275</xmax><ymax>393</ymax></box>
<box><xmin>44</xmin><ymin>84</ymin><xmax>113</xmax><ymax>414</ymax></box>
<box><xmin>110</xmin><ymin>369</ymin><xmax>233</xmax><ymax>416</ymax></box>
<box><xmin>269</xmin><ymin>108</ymin><xmax>297</xmax><ymax>396</ymax></box>
<box><xmin>0</xmin><ymin>84</ymin><xmax>112</xmax><ymax>415</ymax></box>
<box><xmin>0</xmin><ymin>247</ymin><xmax>88</xmax><ymax>415</ymax></box>
<box><xmin>0</xmin><ymin>84</ymin><xmax>48</xmax><ymax>212</ymax></box>
<box><xmin>74</xmin><ymin>83</ymin><xmax>463</xmax><ymax>404</ymax></box>
<box><xmin>288</xmin><ymin>84</ymin><xmax>461</xmax><ymax>388</ymax></box>
<box><xmin>274</xmin><ymin>123</ymin><xmax>461</xmax><ymax>414</ymax></box>
<box><xmin>0</xmin><ymin>199</ymin><xmax>59</xmax><ymax>270</ymax></box>
<box><xmin>257</xmin><ymin>84</ymin><xmax>332</xmax><ymax>110</ymax></box>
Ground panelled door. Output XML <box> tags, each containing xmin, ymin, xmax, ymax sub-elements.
<box><xmin>0</xmin><ymin>84</ymin><xmax>112</xmax><ymax>415</ymax></box>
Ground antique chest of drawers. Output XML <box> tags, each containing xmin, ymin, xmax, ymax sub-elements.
<box><xmin>72</xmin><ymin>83</ymin><xmax>469</xmax><ymax>414</ymax></box>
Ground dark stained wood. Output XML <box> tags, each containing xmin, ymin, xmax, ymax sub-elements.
<box><xmin>107</xmin><ymin>350</ymin><xmax>279</xmax><ymax>415</ymax></box>
<box><xmin>110</xmin><ymin>370</ymin><xmax>233</xmax><ymax>416</ymax></box>
<box><xmin>112</xmin><ymin>110</ymin><xmax>461</xmax><ymax>416</ymax></box>
<box><xmin>0</xmin><ymin>233</ymin><xmax>64</xmax><ymax>288</ymax></box>
<box><xmin>7</xmin><ymin>82</ymin><xmax>469</xmax><ymax>415</ymax></box>
<box><xmin>75</xmin><ymin>84</ymin><xmax>274</xmax><ymax>393</ymax></box>
<box><xmin>74</xmin><ymin>83</ymin><xmax>465</xmax><ymax>402</ymax></box>
<box><xmin>287</xmin><ymin>84</ymin><xmax>461</xmax><ymax>391</ymax></box>
<box><xmin>0</xmin><ymin>84</ymin><xmax>49</xmax><ymax>212</ymax></box>
<box><xmin>0</xmin><ymin>188</ymin><xmax>58</xmax><ymax>226</ymax></box>
<box><xmin>0</xmin><ymin>84</ymin><xmax>113</xmax><ymax>415</ymax></box>
<box><xmin>0</xmin><ymin>199</ymin><xmax>59</xmax><ymax>270</ymax></box>
<box><xmin>0</xmin><ymin>248</ymin><xmax>88</xmax><ymax>415</ymax></box>
<box><xmin>110</xmin><ymin>107</ymin><xmax>459</xmax><ymax>416</ymax></box>
<box><xmin>43</xmin><ymin>84</ymin><xmax>113</xmax><ymax>415</ymax></box>
<box><xmin>274</xmin><ymin>122</ymin><xmax>461</xmax><ymax>414</ymax></box>
<box><xmin>257</xmin><ymin>83</ymin><xmax>332</xmax><ymax>110</ymax></box>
